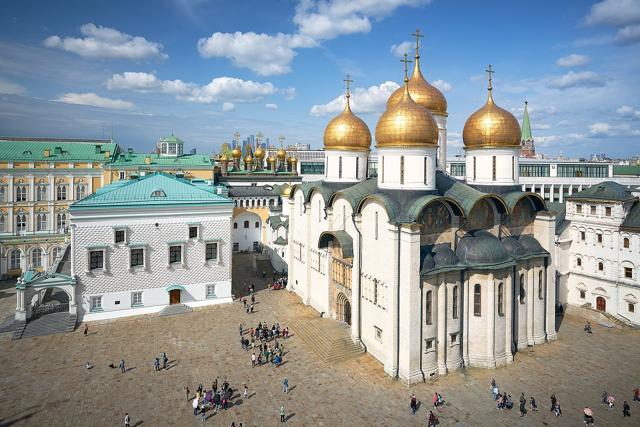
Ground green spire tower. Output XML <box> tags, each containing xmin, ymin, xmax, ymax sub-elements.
<box><xmin>520</xmin><ymin>101</ymin><xmax>536</xmax><ymax>158</ymax></box>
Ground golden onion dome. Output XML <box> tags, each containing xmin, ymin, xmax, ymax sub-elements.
<box><xmin>281</xmin><ymin>184</ymin><xmax>292</xmax><ymax>197</ymax></box>
<box><xmin>386</xmin><ymin>53</ymin><xmax>447</xmax><ymax>115</ymax></box>
<box><xmin>463</xmin><ymin>74</ymin><xmax>521</xmax><ymax>149</ymax></box>
<box><xmin>244</xmin><ymin>154</ymin><xmax>254</xmax><ymax>164</ymax></box>
<box><xmin>231</xmin><ymin>146</ymin><xmax>242</xmax><ymax>159</ymax></box>
<box><xmin>219</xmin><ymin>153</ymin><xmax>229</xmax><ymax>162</ymax></box>
<box><xmin>254</xmin><ymin>146</ymin><xmax>265</xmax><ymax>159</ymax></box>
<box><xmin>290</xmin><ymin>157</ymin><xmax>297</xmax><ymax>164</ymax></box>
<box><xmin>323</xmin><ymin>92</ymin><xmax>372</xmax><ymax>151</ymax></box>
<box><xmin>375</xmin><ymin>77</ymin><xmax>439</xmax><ymax>148</ymax></box>
<box><xmin>276</xmin><ymin>148</ymin><xmax>287</xmax><ymax>160</ymax></box>
<box><xmin>267</xmin><ymin>155</ymin><xmax>277</xmax><ymax>164</ymax></box>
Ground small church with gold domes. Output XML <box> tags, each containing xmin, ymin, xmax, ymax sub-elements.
<box><xmin>286</xmin><ymin>31</ymin><xmax>558</xmax><ymax>384</ymax></box>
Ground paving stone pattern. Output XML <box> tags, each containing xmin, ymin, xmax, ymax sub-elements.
<box><xmin>0</xmin><ymin>255</ymin><xmax>639</xmax><ymax>426</ymax></box>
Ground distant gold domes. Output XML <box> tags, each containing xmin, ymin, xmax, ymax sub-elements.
<box><xmin>386</xmin><ymin>55</ymin><xmax>447</xmax><ymax>115</ymax></box>
<box><xmin>276</xmin><ymin>147</ymin><xmax>287</xmax><ymax>160</ymax></box>
<box><xmin>244</xmin><ymin>154</ymin><xmax>254</xmax><ymax>164</ymax></box>
<box><xmin>267</xmin><ymin>155</ymin><xmax>277</xmax><ymax>164</ymax></box>
<box><xmin>463</xmin><ymin>67</ymin><xmax>520</xmax><ymax>149</ymax></box>
<box><xmin>254</xmin><ymin>146</ymin><xmax>265</xmax><ymax>159</ymax></box>
<box><xmin>231</xmin><ymin>146</ymin><xmax>242</xmax><ymax>159</ymax></box>
<box><xmin>281</xmin><ymin>184</ymin><xmax>292</xmax><ymax>197</ymax></box>
<box><xmin>323</xmin><ymin>82</ymin><xmax>372</xmax><ymax>151</ymax></box>
<box><xmin>375</xmin><ymin>62</ymin><xmax>439</xmax><ymax>149</ymax></box>
<box><xmin>219</xmin><ymin>153</ymin><xmax>229</xmax><ymax>162</ymax></box>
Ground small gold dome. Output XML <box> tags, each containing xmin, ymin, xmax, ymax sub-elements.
<box><xmin>281</xmin><ymin>184</ymin><xmax>292</xmax><ymax>197</ymax></box>
<box><xmin>386</xmin><ymin>53</ymin><xmax>447</xmax><ymax>115</ymax></box>
<box><xmin>375</xmin><ymin>82</ymin><xmax>439</xmax><ymax>148</ymax></box>
<box><xmin>219</xmin><ymin>153</ymin><xmax>229</xmax><ymax>162</ymax></box>
<box><xmin>231</xmin><ymin>146</ymin><xmax>242</xmax><ymax>159</ymax></box>
<box><xmin>267</xmin><ymin>155</ymin><xmax>277</xmax><ymax>164</ymax></box>
<box><xmin>463</xmin><ymin>82</ymin><xmax>520</xmax><ymax>149</ymax></box>
<box><xmin>290</xmin><ymin>157</ymin><xmax>297</xmax><ymax>164</ymax></box>
<box><xmin>254</xmin><ymin>146</ymin><xmax>265</xmax><ymax>159</ymax></box>
<box><xmin>276</xmin><ymin>148</ymin><xmax>287</xmax><ymax>160</ymax></box>
<box><xmin>244</xmin><ymin>154</ymin><xmax>254</xmax><ymax>164</ymax></box>
<box><xmin>323</xmin><ymin>94</ymin><xmax>371</xmax><ymax>152</ymax></box>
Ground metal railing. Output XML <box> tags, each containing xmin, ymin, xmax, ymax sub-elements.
<box><xmin>31</xmin><ymin>302</ymin><xmax>69</xmax><ymax>319</ymax></box>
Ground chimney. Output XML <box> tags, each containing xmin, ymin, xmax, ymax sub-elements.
<box><xmin>144</xmin><ymin>156</ymin><xmax>151</xmax><ymax>165</ymax></box>
<box><xmin>43</xmin><ymin>148</ymin><xmax>50</xmax><ymax>157</ymax></box>
<box><xmin>104</xmin><ymin>150</ymin><xmax>110</xmax><ymax>159</ymax></box>
<box><xmin>94</xmin><ymin>145</ymin><xmax>101</xmax><ymax>154</ymax></box>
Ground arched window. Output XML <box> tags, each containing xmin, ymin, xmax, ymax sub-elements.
<box><xmin>425</xmin><ymin>290</ymin><xmax>432</xmax><ymax>325</ymax></box>
<box><xmin>233</xmin><ymin>222</ymin><xmax>238</xmax><ymax>229</ymax></box>
<box><xmin>577</xmin><ymin>257</ymin><xmax>582</xmax><ymax>267</ymax></box>
<box><xmin>9</xmin><ymin>250</ymin><xmax>21</xmax><ymax>270</ymax></box>
<box><xmin>492</xmin><ymin>156</ymin><xmax>497</xmax><ymax>181</ymax></box>
<box><xmin>538</xmin><ymin>270</ymin><xmax>543</xmax><ymax>299</ymax></box>
<box><xmin>16</xmin><ymin>185</ymin><xmax>27</xmax><ymax>201</ymax></box>
<box><xmin>52</xmin><ymin>246</ymin><xmax>62</xmax><ymax>261</ymax></box>
<box><xmin>424</xmin><ymin>157</ymin><xmax>428</xmax><ymax>185</ymax></box>
<box><xmin>151</xmin><ymin>189</ymin><xmax>166</xmax><ymax>197</ymax></box>
<box><xmin>0</xmin><ymin>215</ymin><xmax>5</xmax><ymax>232</ymax></box>
<box><xmin>400</xmin><ymin>156</ymin><xmax>405</xmax><ymax>184</ymax></box>
<box><xmin>381</xmin><ymin>156</ymin><xmax>385</xmax><ymax>183</ymax></box>
<box><xmin>355</xmin><ymin>157</ymin><xmax>359</xmax><ymax>179</ymax></box>
<box><xmin>56</xmin><ymin>185</ymin><xmax>67</xmax><ymax>201</ymax></box>
<box><xmin>36</xmin><ymin>185</ymin><xmax>47</xmax><ymax>201</ymax></box>
<box><xmin>511</xmin><ymin>156</ymin><xmax>515</xmax><ymax>180</ymax></box>
<box><xmin>473</xmin><ymin>157</ymin><xmax>477</xmax><ymax>180</ymax></box>
<box><xmin>16</xmin><ymin>214</ymin><xmax>27</xmax><ymax>232</ymax></box>
<box><xmin>374</xmin><ymin>211</ymin><xmax>379</xmax><ymax>240</ymax></box>
<box><xmin>519</xmin><ymin>274</ymin><xmax>525</xmax><ymax>304</ymax></box>
<box><xmin>37</xmin><ymin>213</ymin><xmax>47</xmax><ymax>231</ymax></box>
<box><xmin>254</xmin><ymin>221</ymin><xmax>259</xmax><ymax>228</ymax></box>
<box><xmin>338</xmin><ymin>156</ymin><xmax>343</xmax><ymax>179</ymax></box>
<box><xmin>623</xmin><ymin>237</ymin><xmax>630</xmax><ymax>249</ymax></box>
<box><xmin>498</xmin><ymin>282</ymin><xmax>504</xmax><ymax>316</ymax></box>
<box><xmin>452</xmin><ymin>285</ymin><xmax>458</xmax><ymax>319</ymax></box>
<box><xmin>31</xmin><ymin>248</ymin><xmax>43</xmax><ymax>268</ymax></box>
<box><xmin>56</xmin><ymin>213</ymin><xmax>66</xmax><ymax>231</ymax></box>
<box><xmin>318</xmin><ymin>200</ymin><xmax>321</xmax><ymax>223</ymax></box>
<box><xmin>473</xmin><ymin>284</ymin><xmax>481</xmax><ymax>316</ymax></box>
<box><xmin>244</xmin><ymin>221</ymin><xmax>249</xmax><ymax>228</ymax></box>
<box><xmin>75</xmin><ymin>184</ymin><xmax>86</xmax><ymax>200</ymax></box>
<box><xmin>598</xmin><ymin>262</ymin><xmax>604</xmax><ymax>272</ymax></box>
<box><xmin>269</xmin><ymin>199</ymin><xmax>274</xmax><ymax>206</ymax></box>
<box><xmin>0</xmin><ymin>185</ymin><xmax>5</xmax><ymax>201</ymax></box>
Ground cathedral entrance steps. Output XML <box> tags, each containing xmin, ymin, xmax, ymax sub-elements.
<box><xmin>158</xmin><ymin>303</ymin><xmax>193</xmax><ymax>317</ymax></box>
<box><xmin>289</xmin><ymin>318</ymin><xmax>364</xmax><ymax>364</ymax></box>
<box><xmin>14</xmin><ymin>312</ymin><xmax>73</xmax><ymax>340</ymax></box>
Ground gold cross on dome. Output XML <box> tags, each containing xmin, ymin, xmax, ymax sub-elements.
<box><xmin>485</xmin><ymin>64</ymin><xmax>494</xmax><ymax>90</ymax></box>
<box><xmin>343</xmin><ymin>74</ymin><xmax>353</xmax><ymax>97</ymax></box>
<box><xmin>411</xmin><ymin>29</ymin><xmax>423</xmax><ymax>57</ymax></box>
<box><xmin>400</xmin><ymin>53</ymin><xmax>412</xmax><ymax>81</ymax></box>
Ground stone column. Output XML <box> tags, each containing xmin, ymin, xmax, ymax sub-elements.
<box><xmin>351</xmin><ymin>215</ymin><xmax>362</xmax><ymax>343</ymax></box>
<box><xmin>486</xmin><ymin>273</ymin><xmax>496</xmax><ymax>367</ymax></box>
<box><xmin>463</xmin><ymin>272</ymin><xmax>470</xmax><ymax>366</ymax></box>
<box><xmin>437</xmin><ymin>277</ymin><xmax>447</xmax><ymax>375</ymax></box>
<box><xmin>397</xmin><ymin>224</ymin><xmax>422</xmax><ymax>384</ymax></box>
<box><xmin>534</xmin><ymin>213</ymin><xmax>558</xmax><ymax>341</ymax></box>
<box><xmin>15</xmin><ymin>287</ymin><xmax>27</xmax><ymax>321</ymax></box>
<box><xmin>504</xmin><ymin>272</ymin><xmax>513</xmax><ymax>363</ymax></box>
<box><xmin>384</xmin><ymin>224</ymin><xmax>400</xmax><ymax>378</ymax></box>
<box><xmin>527</xmin><ymin>266</ymin><xmax>535</xmax><ymax>345</ymax></box>
<box><xmin>304</xmin><ymin>202</ymin><xmax>312</xmax><ymax>305</ymax></box>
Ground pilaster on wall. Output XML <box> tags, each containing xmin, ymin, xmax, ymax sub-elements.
<box><xmin>397</xmin><ymin>224</ymin><xmax>423</xmax><ymax>384</ymax></box>
<box><xmin>304</xmin><ymin>201</ymin><xmax>312</xmax><ymax>305</ymax></box>
<box><xmin>384</xmin><ymin>224</ymin><xmax>400</xmax><ymax>378</ymax></box>
<box><xmin>351</xmin><ymin>215</ymin><xmax>362</xmax><ymax>343</ymax></box>
<box><xmin>437</xmin><ymin>275</ymin><xmax>447</xmax><ymax>375</ymax></box>
<box><xmin>535</xmin><ymin>212</ymin><xmax>558</xmax><ymax>341</ymax></box>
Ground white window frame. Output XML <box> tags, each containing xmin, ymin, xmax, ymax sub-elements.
<box><xmin>113</xmin><ymin>227</ymin><xmax>127</xmax><ymax>244</ymax></box>
<box><xmin>16</xmin><ymin>185</ymin><xmax>27</xmax><ymax>202</ymax></box>
<box><xmin>9</xmin><ymin>250</ymin><xmax>21</xmax><ymax>270</ymax></box>
<box><xmin>75</xmin><ymin>184</ymin><xmax>86</xmax><ymax>200</ymax></box>
<box><xmin>129</xmin><ymin>245</ymin><xmax>146</xmax><ymax>270</ymax></box>
<box><xmin>56</xmin><ymin>185</ymin><xmax>67</xmax><ymax>201</ymax></box>
<box><xmin>424</xmin><ymin>338</ymin><xmax>435</xmax><ymax>353</ymax></box>
<box><xmin>0</xmin><ymin>215</ymin><xmax>5</xmax><ymax>232</ymax></box>
<box><xmin>119</xmin><ymin>171</ymin><xmax>126</xmax><ymax>180</ymax></box>
<box><xmin>206</xmin><ymin>284</ymin><xmax>217</xmax><ymax>299</ymax></box>
<box><xmin>36</xmin><ymin>213</ymin><xmax>47</xmax><ymax>231</ymax></box>
<box><xmin>36</xmin><ymin>185</ymin><xmax>47</xmax><ymax>201</ymax></box>
<box><xmin>90</xmin><ymin>295</ymin><xmax>103</xmax><ymax>312</ymax></box>
<box><xmin>450</xmin><ymin>332</ymin><xmax>460</xmax><ymax>347</ymax></box>
<box><xmin>187</xmin><ymin>223</ymin><xmax>201</xmax><ymax>240</ymax></box>
<box><xmin>374</xmin><ymin>326</ymin><xmax>382</xmax><ymax>342</ymax></box>
<box><xmin>16</xmin><ymin>214</ymin><xmax>27</xmax><ymax>233</ymax></box>
<box><xmin>167</xmin><ymin>242</ymin><xmax>185</xmax><ymax>267</ymax></box>
<box><xmin>204</xmin><ymin>240</ymin><xmax>221</xmax><ymax>265</ymax></box>
<box><xmin>86</xmin><ymin>247</ymin><xmax>107</xmax><ymax>273</ymax></box>
<box><xmin>131</xmin><ymin>291</ymin><xmax>143</xmax><ymax>307</ymax></box>
<box><xmin>30</xmin><ymin>248</ymin><xmax>43</xmax><ymax>268</ymax></box>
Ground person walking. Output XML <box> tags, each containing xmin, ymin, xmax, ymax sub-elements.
<box><xmin>634</xmin><ymin>388</ymin><xmax>640</xmax><ymax>402</ymax></box>
<box><xmin>282</xmin><ymin>377</ymin><xmax>289</xmax><ymax>394</ymax></box>
<box><xmin>162</xmin><ymin>352</ymin><xmax>168</xmax><ymax>370</ymax></box>
<box><xmin>519</xmin><ymin>393</ymin><xmax>527</xmax><ymax>417</ymax></box>
<box><xmin>530</xmin><ymin>396</ymin><xmax>538</xmax><ymax>411</ymax></box>
<box><xmin>623</xmin><ymin>400</ymin><xmax>631</xmax><ymax>417</ymax></box>
<box><xmin>119</xmin><ymin>359</ymin><xmax>126</xmax><ymax>373</ymax></box>
<box><xmin>154</xmin><ymin>357</ymin><xmax>160</xmax><ymax>372</ymax></box>
<box><xmin>84</xmin><ymin>323</ymin><xmax>88</xmax><ymax>337</ymax></box>
<box><xmin>244</xmin><ymin>384</ymin><xmax>249</xmax><ymax>400</ymax></box>
<box><xmin>251</xmin><ymin>353</ymin><xmax>256</xmax><ymax>368</ymax></box>
<box><xmin>410</xmin><ymin>393</ymin><xmax>418</xmax><ymax>415</ymax></box>
<box><xmin>201</xmin><ymin>404</ymin><xmax>207</xmax><ymax>422</ymax></box>
<box><xmin>124</xmin><ymin>413</ymin><xmax>130</xmax><ymax>427</ymax></box>
<box><xmin>550</xmin><ymin>394</ymin><xmax>557</xmax><ymax>412</ymax></box>
<box><xmin>193</xmin><ymin>397</ymin><xmax>199</xmax><ymax>416</ymax></box>
<box><xmin>185</xmin><ymin>386</ymin><xmax>190</xmax><ymax>401</ymax></box>
<box><xmin>239</xmin><ymin>322</ymin><xmax>244</xmax><ymax>336</ymax></box>
<box><xmin>427</xmin><ymin>410</ymin><xmax>438</xmax><ymax>427</ymax></box>
<box><xmin>280</xmin><ymin>404</ymin><xmax>286</xmax><ymax>423</ymax></box>
<box><xmin>602</xmin><ymin>390</ymin><xmax>609</xmax><ymax>406</ymax></box>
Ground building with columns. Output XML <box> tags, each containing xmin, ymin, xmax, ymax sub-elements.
<box><xmin>287</xmin><ymin>39</ymin><xmax>557</xmax><ymax>384</ymax></box>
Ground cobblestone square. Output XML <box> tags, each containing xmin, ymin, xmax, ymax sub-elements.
<box><xmin>0</xmin><ymin>254</ymin><xmax>639</xmax><ymax>426</ymax></box>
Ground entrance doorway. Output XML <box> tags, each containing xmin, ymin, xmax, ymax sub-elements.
<box><xmin>169</xmin><ymin>289</ymin><xmax>181</xmax><ymax>305</ymax></box>
<box><xmin>336</xmin><ymin>293</ymin><xmax>351</xmax><ymax>325</ymax></box>
<box><xmin>596</xmin><ymin>296</ymin><xmax>606</xmax><ymax>311</ymax></box>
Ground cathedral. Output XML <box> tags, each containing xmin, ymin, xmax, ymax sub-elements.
<box><xmin>286</xmin><ymin>33</ymin><xmax>558</xmax><ymax>384</ymax></box>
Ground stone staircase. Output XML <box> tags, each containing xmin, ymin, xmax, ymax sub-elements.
<box><xmin>158</xmin><ymin>303</ymin><xmax>193</xmax><ymax>317</ymax></box>
<box><xmin>13</xmin><ymin>312</ymin><xmax>75</xmax><ymax>340</ymax></box>
<box><xmin>289</xmin><ymin>318</ymin><xmax>364</xmax><ymax>364</ymax></box>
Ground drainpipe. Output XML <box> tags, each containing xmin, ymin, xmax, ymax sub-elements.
<box><xmin>543</xmin><ymin>256</ymin><xmax>548</xmax><ymax>341</ymax></box>
<box><xmin>512</xmin><ymin>264</ymin><xmax>518</xmax><ymax>354</ymax></box>
<box><xmin>419</xmin><ymin>277</ymin><xmax>425</xmax><ymax>382</ymax></box>
<box><xmin>395</xmin><ymin>223</ymin><xmax>401</xmax><ymax>379</ymax></box>
<box><xmin>351</xmin><ymin>213</ymin><xmax>367</xmax><ymax>352</ymax></box>
<box><xmin>460</xmin><ymin>269</ymin><xmax>466</xmax><ymax>368</ymax></box>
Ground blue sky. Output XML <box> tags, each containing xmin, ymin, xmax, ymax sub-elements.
<box><xmin>0</xmin><ymin>0</ymin><xmax>639</xmax><ymax>158</ymax></box>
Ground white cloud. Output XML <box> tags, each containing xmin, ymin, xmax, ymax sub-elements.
<box><xmin>615</xmin><ymin>24</ymin><xmax>640</xmax><ymax>44</ymax></box>
<box><xmin>265</xmin><ymin>103</ymin><xmax>278</xmax><ymax>110</ymax></box>
<box><xmin>198</xmin><ymin>0</ymin><xmax>429</xmax><ymax>75</ymax></box>
<box><xmin>390</xmin><ymin>41</ymin><xmax>413</xmax><ymax>58</ymax></box>
<box><xmin>310</xmin><ymin>80</ymin><xmax>400</xmax><ymax>116</ymax></box>
<box><xmin>281</xmin><ymin>87</ymin><xmax>296</xmax><ymax>100</ymax></box>
<box><xmin>532</xmin><ymin>123</ymin><xmax>551</xmax><ymax>130</ymax></box>
<box><xmin>536</xmin><ymin>135</ymin><xmax>563</xmax><ymax>146</ymax></box>
<box><xmin>432</xmin><ymin>79</ymin><xmax>452</xmax><ymax>93</ymax></box>
<box><xmin>222</xmin><ymin>102</ymin><xmax>235</xmax><ymax>112</ymax></box>
<box><xmin>556</xmin><ymin>54</ymin><xmax>590</xmax><ymax>67</ymax></box>
<box><xmin>44</xmin><ymin>23</ymin><xmax>167</xmax><ymax>60</ymax></box>
<box><xmin>585</xmin><ymin>0</ymin><xmax>640</xmax><ymax>27</ymax></box>
<box><xmin>547</xmin><ymin>71</ymin><xmax>605</xmax><ymax>89</ymax></box>
<box><xmin>0</xmin><ymin>78</ymin><xmax>26</xmax><ymax>95</ymax></box>
<box><xmin>56</xmin><ymin>92</ymin><xmax>133</xmax><ymax>110</ymax></box>
<box><xmin>616</xmin><ymin>105</ymin><xmax>640</xmax><ymax>118</ymax></box>
<box><xmin>589</xmin><ymin>122</ymin><xmax>612</xmax><ymax>135</ymax></box>
<box><xmin>107</xmin><ymin>72</ymin><xmax>277</xmax><ymax>104</ymax></box>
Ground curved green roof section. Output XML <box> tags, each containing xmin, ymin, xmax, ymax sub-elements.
<box><xmin>318</xmin><ymin>230</ymin><xmax>354</xmax><ymax>259</ymax></box>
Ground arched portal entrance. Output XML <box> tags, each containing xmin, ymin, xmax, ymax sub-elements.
<box><xmin>336</xmin><ymin>293</ymin><xmax>351</xmax><ymax>325</ymax></box>
<box><xmin>596</xmin><ymin>296</ymin><xmax>606</xmax><ymax>312</ymax></box>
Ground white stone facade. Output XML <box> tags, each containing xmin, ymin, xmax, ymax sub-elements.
<box><xmin>324</xmin><ymin>150</ymin><xmax>369</xmax><ymax>183</ymax></box>
<box><xmin>377</xmin><ymin>147</ymin><xmax>437</xmax><ymax>191</ymax></box>
<box><xmin>465</xmin><ymin>148</ymin><xmax>520</xmax><ymax>187</ymax></box>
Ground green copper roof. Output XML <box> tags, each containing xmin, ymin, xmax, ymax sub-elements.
<box><xmin>567</xmin><ymin>181</ymin><xmax>635</xmax><ymax>202</ymax></box>
<box><xmin>0</xmin><ymin>138</ymin><xmax>118</xmax><ymax>162</ymax></box>
<box><xmin>70</xmin><ymin>172</ymin><xmax>232</xmax><ymax>210</ymax></box>
<box><xmin>521</xmin><ymin>102</ymin><xmax>533</xmax><ymax>141</ymax></box>
<box><xmin>622</xmin><ymin>201</ymin><xmax>640</xmax><ymax>231</ymax></box>
<box><xmin>273</xmin><ymin>236</ymin><xmax>288</xmax><ymax>245</ymax></box>
<box><xmin>107</xmin><ymin>152</ymin><xmax>212</xmax><ymax>168</ymax></box>
<box><xmin>318</xmin><ymin>230</ymin><xmax>354</xmax><ymax>258</ymax></box>
<box><xmin>159</xmin><ymin>135</ymin><xmax>184</xmax><ymax>144</ymax></box>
